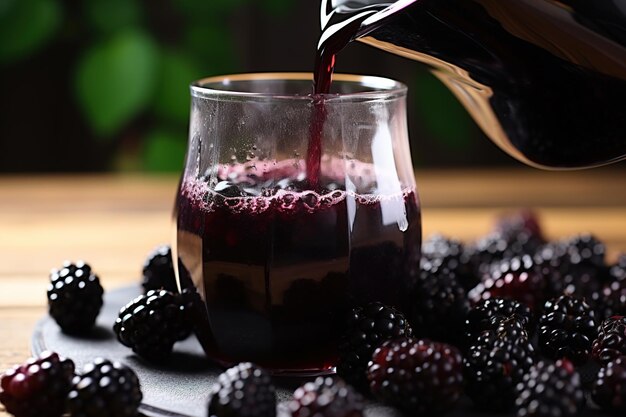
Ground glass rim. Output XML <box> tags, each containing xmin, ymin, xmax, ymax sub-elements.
<box><xmin>190</xmin><ymin>72</ymin><xmax>407</xmax><ymax>102</ymax></box>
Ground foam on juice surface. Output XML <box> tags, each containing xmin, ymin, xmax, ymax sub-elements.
<box><xmin>180</xmin><ymin>158</ymin><xmax>415</xmax><ymax>215</ymax></box>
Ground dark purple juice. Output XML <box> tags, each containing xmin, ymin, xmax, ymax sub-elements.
<box><xmin>176</xmin><ymin>165</ymin><xmax>421</xmax><ymax>371</ymax></box>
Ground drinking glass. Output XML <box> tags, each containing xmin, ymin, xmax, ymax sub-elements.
<box><xmin>174</xmin><ymin>73</ymin><xmax>421</xmax><ymax>374</ymax></box>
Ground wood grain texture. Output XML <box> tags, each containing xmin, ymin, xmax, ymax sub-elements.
<box><xmin>0</xmin><ymin>171</ymin><xmax>625</xmax><ymax>416</ymax></box>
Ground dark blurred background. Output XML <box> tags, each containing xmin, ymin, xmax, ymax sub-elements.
<box><xmin>0</xmin><ymin>0</ymin><xmax>522</xmax><ymax>173</ymax></box>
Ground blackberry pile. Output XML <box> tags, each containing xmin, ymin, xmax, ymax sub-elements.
<box><xmin>337</xmin><ymin>302</ymin><xmax>412</xmax><ymax>392</ymax></box>
<box><xmin>47</xmin><ymin>261</ymin><xmax>104</xmax><ymax>334</ymax></box>
<box><xmin>23</xmin><ymin>215</ymin><xmax>626</xmax><ymax>417</ymax></box>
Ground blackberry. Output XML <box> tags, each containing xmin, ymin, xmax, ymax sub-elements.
<box><xmin>66</xmin><ymin>358</ymin><xmax>142</xmax><ymax>417</ymax></box>
<box><xmin>412</xmin><ymin>264</ymin><xmax>469</xmax><ymax>346</ymax></box>
<box><xmin>113</xmin><ymin>289</ymin><xmax>193</xmax><ymax>359</ymax></box>
<box><xmin>537</xmin><ymin>240</ymin><xmax>607</xmax><ymax>301</ymax></box>
<box><xmin>589</xmin><ymin>271</ymin><xmax>626</xmax><ymax>316</ymax></box>
<box><xmin>336</xmin><ymin>302</ymin><xmax>412</xmax><ymax>392</ymax></box>
<box><xmin>592</xmin><ymin>356</ymin><xmax>626</xmax><ymax>413</ymax></box>
<box><xmin>538</xmin><ymin>295</ymin><xmax>598</xmax><ymax>364</ymax></box>
<box><xmin>47</xmin><ymin>261</ymin><xmax>104</xmax><ymax>334</ymax></box>
<box><xmin>563</xmin><ymin>233</ymin><xmax>606</xmax><ymax>269</ymax></box>
<box><xmin>422</xmin><ymin>234</ymin><xmax>464</xmax><ymax>260</ymax></box>
<box><xmin>0</xmin><ymin>352</ymin><xmax>74</xmax><ymax>417</ymax></box>
<box><xmin>209</xmin><ymin>363</ymin><xmax>276</xmax><ymax>417</ymax></box>
<box><xmin>142</xmin><ymin>245</ymin><xmax>178</xmax><ymax>293</ymax></box>
<box><xmin>368</xmin><ymin>337</ymin><xmax>463</xmax><ymax>414</ymax></box>
<box><xmin>421</xmin><ymin>234</ymin><xmax>478</xmax><ymax>290</ymax></box>
<box><xmin>214</xmin><ymin>180</ymin><xmax>247</xmax><ymax>197</ymax></box>
<box><xmin>593</xmin><ymin>280</ymin><xmax>626</xmax><ymax>319</ymax></box>
<box><xmin>466</xmin><ymin>223</ymin><xmax>543</xmax><ymax>277</ymax></box>
<box><xmin>469</xmin><ymin>255</ymin><xmax>549</xmax><ymax>310</ymax></box>
<box><xmin>609</xmin><ymin>254</ymin><xmax>626</xmax><ymax>282</ymax></box>
<box><xmin>550</xmin><ymin>234</ymin><xmax>608</xmax><ymax>295</ymax></box>
<box><xmin>473</xmin><ymin>315</ymin><xmax>531</xmax><ymax>348</ymax></box>
<box><xmin>592</xmin><ymin>316</ymin><xmax>626</xmax><ymax>365</ymax></box>
<box><xmin>515</xmin><ymin>359</ymin><xmax>584</xmax><ymax>417</ymax></box>
<box><xmin>288</xmin><ymin>377</ymin><xmax>364</xmax><ymax>417</ymax></box>
<box><xmin>464</xmin><ymin>332</ymin><xmax>536</xmax><ymax>411</ymax></box>
<box><xmin>577</xmin><ymin>359</ymin><xmax>603</xmax><ymax>389</ymax></box>
<box><xmin>494</xmin><ymin>209</ymin><xmax>545</xmax><ymax>245</ymax></box>
<box><xmin>465</xmin><ymin>234</ymin><xmax>514</xmax><ymax>275</ymax></box>
<box><xmin>466</xmin><ymin>298</ymin><xmax>532</xmax><ymax>343</ymax></box>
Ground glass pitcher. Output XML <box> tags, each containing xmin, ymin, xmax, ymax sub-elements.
<box><xmin>321</xmin><ymin>0</ymin><xmax>626</xmax><ymax>169</ymax></box>
<box><xmin>174</xmin><ymin>73</ymin><xmax>420</xmax><ymax>374</ymax></box>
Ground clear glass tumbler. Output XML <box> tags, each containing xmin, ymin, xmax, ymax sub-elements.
<box><xmin>174</xmin><ymin>73</ymin><xmax>421</xmax><ymax>374</ymax></box>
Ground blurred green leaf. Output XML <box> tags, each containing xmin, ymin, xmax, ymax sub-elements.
<box><xmin>175</xmin><ymin>0</ymin><xmax>248</xmax><ymax>16</ymax></box>
<box><xmin>183</xmin><ymin>24</ymin><xmax>236</xmax><ymax>74</ymax></box>
<box><xmin>85</xmin><ymin>0</ymin><xmax>141</xmax><ymax>34</ymax></box>
<box><xmin>263</xmin><ymin>0</ymin><xmax>293</xmax><ymax>14</ymax></box>
<box><xmin>414</xmin><ymin>71</ymin><xmax>472</xmax><ymax>148</ymax></box>
<box><xmin>154</xmin><ymin>50</ymin><xmax>201</xmax><ymax>125</ymax></box>
<box><xmin>75</xmin><ymin>30</ymin><xmax>158</xmax><ymax>138</ymax></box>
<box><xmin>0</xmin><ymin>0</ymin><xmax>62</xmax><ymax>62</ymax></box>
<box><xmin>113</xmin><ymin>150</ymin><xmax>143</xmax><ymax>172</ymax></box>
<box><xmin>143</xmin><ymin>127</ymin><xmax>187</xmax><ymax>172</ymax></box>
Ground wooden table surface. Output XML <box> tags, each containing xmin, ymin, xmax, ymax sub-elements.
<box><xmin>1</xmin><ymin>169</ymin><xmax>625</xmax><ymax>415</ymax></box>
